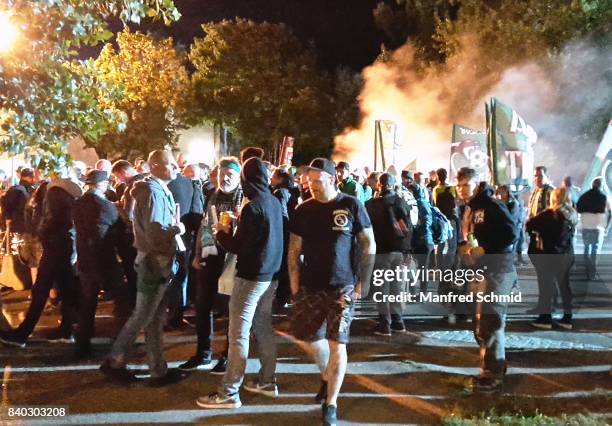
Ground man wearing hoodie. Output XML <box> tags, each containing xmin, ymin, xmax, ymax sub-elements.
<box><xmin>1</xmin><ymin>171</ymin><xmax>83</xmax><ymax>347</ymax></box>
<box><xmin>100</xmin><ymin>150</ymin><xmax>185</xmax><ymax>386</ymax></box>
<box><xmin>456</xmin><ymin>167</ymin><xmax>518</xmax><ymax>394</ymax></box>
<box><xmin>196</xmin><ymin>157</ymin><xmax>283</xmax><ymax>409</ymax></box>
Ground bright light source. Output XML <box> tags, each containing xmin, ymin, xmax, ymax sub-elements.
<box><xmin>0</xmin><ymin>12</ymin><xmax>18</xmax><ymax>53</ymax></box>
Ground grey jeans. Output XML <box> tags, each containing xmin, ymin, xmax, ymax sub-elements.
<box><xmin>471</xmin><ymin>259</ymin><xmax>516</xmax><ymax>379</ymax></box>
<box><xmin>373</xmin><ymin>252</ymin><xmax>405</xmax><ymax>322</ymax></box>
<box><xmin>107</xmin><ymin>253</ymin><xmax>175</xmax><ymax>378</ymax></box>
<box><xmin>220</xmin><ymin>277</ymin><xmax>278</xmax><ymax>396</ymax></box>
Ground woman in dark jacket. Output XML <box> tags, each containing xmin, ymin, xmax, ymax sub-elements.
<box><xmin>526</xmin><ymin>187</ymin><xmax>578</xmax><ymax>330</ymax></box>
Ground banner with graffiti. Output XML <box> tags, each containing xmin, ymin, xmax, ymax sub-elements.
<box><xmin>449</xmin><ymin>124</ymin><xmax>488</xmax><ymax>184</ymax></box>
<box><xmin>486</xmin><ymin>97</ymin><xmax>538</xmax><ymax>186</ymax></box>
<box><xmin>581</xmin><ymin>120</ymin><xmax>612</xmax><ymax>196</ymax></box>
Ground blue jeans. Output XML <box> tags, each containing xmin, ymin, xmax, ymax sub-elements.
<box><xmin>582</xmin><ymin>228</ymin><xmax>604</xmax><ymax>277</ymax></box>
<box><xmin>107</xmin><ymin>253</ymin><xmax>176</xmax><ymax>378</ymax></box>
<box><xmin>220</xmin><ymin>277</ymin><xmax>278</xmax><ymax>396</ymax></box>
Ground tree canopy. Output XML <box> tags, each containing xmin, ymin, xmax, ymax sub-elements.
<box><xmin>92</xmin><ymin>29</ymin><xmax>192</xmax><ymax>159</ymax></box>
<box><xmin>374</xmin><ymin>0</ymin><xmax>611</xmax><ymax>67</ymax></box>
<box><xmin>189</xmin><ymin>18</ymin><xmax>361</xmax><ymax>164</ymax></box>
<box><xmin>0</xmin><ymin>0</ymin><xmax>181</xmax><ymax>171</ymax></box>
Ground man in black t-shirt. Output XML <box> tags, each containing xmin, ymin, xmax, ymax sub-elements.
<box><xmin>288</xmin><ymin>158</ymin><xmax>376</xmax><ymax>426</ymax></box>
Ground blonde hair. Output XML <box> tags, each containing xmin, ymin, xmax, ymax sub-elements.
<box><xmin>550</xmin><ymin>187</ymin><xmax>571</xmax><ymax>210</ymax></box>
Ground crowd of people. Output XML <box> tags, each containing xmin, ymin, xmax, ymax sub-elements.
<box><xmin>0</xmin><ymin>147</ymin><xmax>609</xmax><ymax>425</ymax></box>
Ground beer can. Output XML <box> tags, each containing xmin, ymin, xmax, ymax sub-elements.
<box><xmin>220</xmin><ymin>211</ymin><xmax>232</xmax><ymax>227</ymax></box>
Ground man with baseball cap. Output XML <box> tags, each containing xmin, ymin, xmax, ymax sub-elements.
<box><xmin>73</xmin><ymin>170</ymin><xmax>130</xmax><ymax>357</ymax></box>
<box><xmin>288</xmin><ymin>158</ymin><xmax>376</xmax><ymax>426</ymax></box>
<box><xmin>365</xmin><ymin>173</ymin><xmax>411</xmax><ymax>335</ymax></box>
<box><xmin>336</xmin><ymin>161</ymin><xmax>365</xmax><ymax>203</ymax></box>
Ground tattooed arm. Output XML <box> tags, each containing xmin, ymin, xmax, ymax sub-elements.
<box><xmin>287</xmin><ymin>232</ymin><xmax>303</xmax><ymax>296</ymax></box>
<box><xmin>355</xmin><ymin>227</ymin><xmax>376</xmax><ymax>299</ymax></box>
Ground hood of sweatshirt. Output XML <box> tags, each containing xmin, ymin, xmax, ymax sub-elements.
<box><xmin>131</xmin><ymin>177</ymin><xmax>166</xmax><ymax>204</ymax></box>
<box><xmin>468</xmin><ymin>184</ymin><xmax>496</xmax><ymax>210</ymax></box>
<box><xmin>48</xmin><ymin>178</ymin><xmax>84</xmax><ymax>199</ymax></box>
<box><xmin>241</xmin><ymin>157</ymin><xmax>271</xmax><ymax>200</ymax></box>
<box><xmin>408</xmin><ymin>184</ymin><xmax>428</xmax><ymax>202</ymax></box>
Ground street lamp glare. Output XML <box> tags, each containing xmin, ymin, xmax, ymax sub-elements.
<box><xmin>0</xmin><ymin>12</ymin><xmax>18</xmax><ymax>53</ymax></box>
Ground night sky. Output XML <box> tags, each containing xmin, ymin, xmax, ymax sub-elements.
<box><xmin>136</xmin><ymin>0</ymin><xmax>385</xmax><ymax>71</ymax></box>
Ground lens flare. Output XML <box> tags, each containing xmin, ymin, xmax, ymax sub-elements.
<box><xmin>0</xmin><ymin>12</ymin><xmax>18</xmax><ymax>53</ymax></box>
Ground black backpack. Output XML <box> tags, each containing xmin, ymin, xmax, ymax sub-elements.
<box><xmin>435</xmin><ymin>185</ymin><xmax>457</xmax><ymax>219</ymax></box>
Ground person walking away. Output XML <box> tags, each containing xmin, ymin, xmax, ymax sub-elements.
<box><xmin>365</xmin><ymin>173</ymin><xmax>410</xmax><ymax>335</ymax></box>
<box><xmin>577</xmin><ymin>178</ymin><xmax>610</xmax><ymax>280</ymax></box>
<box><xmin>526</xmin><ymin>187</ymin><xmax>578</xmax><ymax>329</ymax></box>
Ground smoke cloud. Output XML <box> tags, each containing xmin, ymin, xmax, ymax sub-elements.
<box><xmin>334</xmin><ymin>36</ymin><xmax>612</xmax><ymax>185</ymax></box>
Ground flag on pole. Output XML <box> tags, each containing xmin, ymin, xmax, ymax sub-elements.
<box><xmin>486</xmin><ymin>98</ymin><xmax>537</xmax><ymax>186</ymax></box>
<box><xmin>450</xmin><ymin>124</ymin><xmax>488</xmax><ymax>184</ymax></box>
<box><xmin>581</xmin><ymin>120</ymin><xmax>612</xmax><ymax>196</ymax></box>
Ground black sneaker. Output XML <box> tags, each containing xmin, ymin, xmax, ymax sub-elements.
<box><xmin>556</xmin><ymin>315</ymin><xmax>573</xmax><ymax>330</ymax></box>
<box><xmin>99</xmin><ymin>360</ymin><xmax>138</xmax><ymax>384</ymax></box>
<box><xmin>322</xmin><ymin>403</ymin><xmax>337</xmax><ymax>426</ymax></box>
<box><xmin>74</xmin><ymin>342</ymin><xmax>93</xmax><ymax>359</ymax></box>
<box><xmin>0</xmin><ymin>332</ymin><xmax>26</xmax><ymax>349</ymax></box>
<box><xmin>210</xmin><ymin>357</ymin><xmax>227</xmax><ymax>375</ymax></box>
<box><xmin>390</xmin><ymin>316</ymin><xmax>406</xmax><ymax>333</ymax></box>
<box><xmin>374</xmin><ymin>321</ymin><xmax>392</xmax><ymax>336</ymax></box>
<box><xmin>531</xmin><ymin>315</ymin><xmax>552</xmax><ymax>330</ymax></box>
<box><xmin>178</xmin><ymin>353</ymin><xmax>213</xmax><ymax>371</ymax></box>
<box><xmin>472</xmin><ymin>376</ymin><xmax>503</xmax><ymax>394</ymax></box>
<box><xmin>148</xmin><ymin>369</ymin><xmax>186</xmax><ymax>387</ymax></box>
<box><xmin>315</xmin><ymin>380</ymin><xmax>328</xmax><ymax>404</ymax></box>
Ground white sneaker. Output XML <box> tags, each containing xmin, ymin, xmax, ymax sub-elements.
<box><xmin>243</xmin><ymin>379</ymin><xmax>279</xmax><ymax>397</ymax></box>
<box><xmin>196</xmin><ymin>392</ymin><xmax>241</xmax><ymax>409</ymax></box>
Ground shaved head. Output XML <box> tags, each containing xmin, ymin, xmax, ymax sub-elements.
<box><xmin>148</xmin><ymin>150</ymin><xmax>179</xmax><ymax>183</ymax></box>
<box><xmin>95</xmin><ymin>159</ymin><xmax>112</xmax><ymax>174</ymax></box>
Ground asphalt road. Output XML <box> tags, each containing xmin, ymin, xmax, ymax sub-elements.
<box><xmin>0</xmin><ymin>234</ymin><xmax>611</xmax><ymax>425</ymax></box>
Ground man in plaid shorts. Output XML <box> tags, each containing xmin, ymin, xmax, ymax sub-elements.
<box><xmin>288</xmin><ymin>158</ymin><xmax>376</xmax><ymax>426</ymax></box>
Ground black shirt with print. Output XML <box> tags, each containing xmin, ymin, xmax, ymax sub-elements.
<box><xmin>290</xmin><ymin>193</ymin><xmax>371</xmax><ymax>291</ymax></box>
